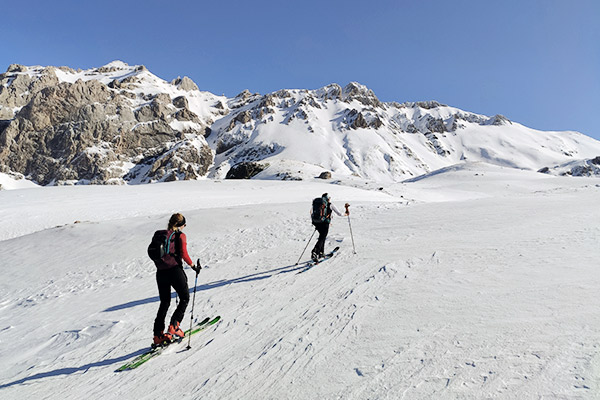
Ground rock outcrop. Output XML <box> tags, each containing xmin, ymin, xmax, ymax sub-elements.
<box><xmin>0</xmin><ymin>62</ymin><xmax>222</xmax><ymax>184</ymax></box>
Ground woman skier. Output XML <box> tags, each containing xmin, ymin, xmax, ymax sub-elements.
<box><xmin>152</xmin><ymin>213</ymin><xmax>198</xmax><ymax>345</ymax></box>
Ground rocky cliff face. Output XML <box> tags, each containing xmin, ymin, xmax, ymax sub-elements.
<box><xmin>0</xmin><ymin>62</ymin><xmax>224</xmax><ymax>184</ymax></box>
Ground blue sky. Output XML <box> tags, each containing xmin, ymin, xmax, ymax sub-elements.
<box><xmin>3</xmin><ymin>0</ymin><xmax>599</xmax><ymax>140</ymax></box>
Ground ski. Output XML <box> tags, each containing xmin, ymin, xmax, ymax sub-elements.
<box><xmin>298</xmin><ymin>247</ymin><xmax>340</xmax><ymax>273</ymax></box>
<box><xmin>116</xmin><ymin>316</ymin><xmax>221</xmax><ymax>371</ymax></box>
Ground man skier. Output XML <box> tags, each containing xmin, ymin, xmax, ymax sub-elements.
<box><xmin>311</xmin><ymin>193</ymin><xmax>349</xmax><ymax>262</ymax></box>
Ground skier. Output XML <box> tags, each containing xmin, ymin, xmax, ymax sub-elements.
<box><xmin>152</xmin><ymin>213</ymin><xmax>198</xmax><ymax>345</ymax></box>
<box><xmin>311</xmin><ymin>193</ymin><xmax>348</xmax><ymax>262</ymax></box>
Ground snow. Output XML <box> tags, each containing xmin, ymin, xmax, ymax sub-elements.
<box><xmin>0</xmin><ymin>172</ymin><xmax>39</xmax><ymax>190</ymax></box>
<box><xmin>1</xmin><ymin>164</ymin><xmax>599</xmax><ymax>399</ymax></box>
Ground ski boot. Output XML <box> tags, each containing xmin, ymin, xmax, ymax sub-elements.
<box><xmin>168</xmin><ymin>321</ymin><xmax>185</xmax><ymax>338</ymax></box>
<box><xmin>311</xmin><ymin>251</ymin><xmax>319</xmax><ymax>262</ymax></box>
<box><xmin>152</xmin><ymin>332</ymin><xmax>172</xmax><ymax>348</ymax></box>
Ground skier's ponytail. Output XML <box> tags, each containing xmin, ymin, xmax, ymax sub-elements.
<box><xmin>168</xmin><ymin>213</ymin><xmax>186</xmax><ymax>231</ymax></box>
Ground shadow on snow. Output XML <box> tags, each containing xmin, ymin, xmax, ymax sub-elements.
<box><xmin>103</xmin><ymin>262</ymin><xmax>308</xmax><ymax>313</ymax></box>
<box><xmin>0</xmin><ymin>348</ymin><xmax>147</xmax><ymax>389</ymax></box>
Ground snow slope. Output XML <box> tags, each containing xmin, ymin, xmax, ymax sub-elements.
<box><xmin>0</xmin><ymin>172</ymin><xmax>38</xmax><ymax>190</ymax></box>
<box><xmin>1</xmin><ymin>165</ymin><xmax>599</xmax><ymax>399</ymax></box>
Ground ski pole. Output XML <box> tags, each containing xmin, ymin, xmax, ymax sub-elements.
<box><xmin>186</xmin><ymin>259</ymin><xmax>201</xmax><ymax>350</ymax></box>
<box><xmin>345</xmin><ymin>203</ymin><xmax>356</xmax><ymax>254</ymax></box>
<box><xmin>295</xmin><ymin>229</ymin><xmax>317</xmax><ymax>265</ymax></box>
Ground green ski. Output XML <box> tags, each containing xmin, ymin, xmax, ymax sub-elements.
<box><xmin>116</xmin><ymin>316</ymin><xmax>221</xmax><ymax>371</ymax></box>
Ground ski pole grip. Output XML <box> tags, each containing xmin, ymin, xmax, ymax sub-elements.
<box><xmin>344</xmin><ymin>203</ymin><xmax>350</xmax><ymax>214</ymax></box>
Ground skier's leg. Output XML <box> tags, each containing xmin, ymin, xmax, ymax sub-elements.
<box><xmin>311</xmin><ymin>223</ymin><xmax>321</xmax><ymax>259</ymax></box>
<box><xmin>153</xmin><ymin>270</ymin><xmax>172</xmax><ymax>335</ymax></box>
<box><xmin>317</xmin><ymin>222</ymin><xmax>329</xmax><ymax>257</ymax></box>
<box><xmin>314</xmin><ymin>223</ymin><xmax>329</xmax><ymax>256</ymax></box>
<box><xmin>170</xmin><ymin>267</ymin><xmax>190</xmax><ymax>325</ymax></box>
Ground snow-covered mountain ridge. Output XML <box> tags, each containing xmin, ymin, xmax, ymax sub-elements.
<box><xmin>1</xmin><ymin>61</ymin><xmax>599</xmax><ymax>186</ymax></box>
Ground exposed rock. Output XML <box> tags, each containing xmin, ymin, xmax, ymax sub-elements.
<box><xmin>7</xmin><ymin>64</ymin><xmax>27</xmax><ymax>73</ymax></box>
<box><xmin>108</xmin><ymin>79</ymin><xmax>122</xmax><ymax>89</ymax></box>
<box><xmin>425</xmin><ymin>117</ymin><xmax>448</xmax><ymax>133</ymax></box>
<box><xmin>259</xmin><ymin>95</ymin><xmax>276</xmax><ymax>108</ymax></box>
<box><xmin>342</xmin><ymin>82</ymin><xmax>382</xmax><ymax>108</ymax></box>
<box><xmin>371</xmin><ymin>116</ymin><xmax>383</xmax><ymax>129</ymax></box>
<box><xmin>174</xmin><ymin>108</ymin><xmax>200</xmax><ymax>123</ymax></box>
<box><xmin>347</xmin><ymin>109</ymin><xmax>368</xmax><ymax>129</ymax></box>
<box><xmin>171</xmin><ymin>76</ymin><xmax>199</xmax><ymax>92</ymax></box>
<box><xmin>154</xmin><ymin>93</ymin><xmax>171</xmax><ymax>104</ymax></box>
<box><xmin>234</xmin><ymin>110</ymin><xmax>252</xmax><ymax>124</ymax></box>
<box><xmin>173</xmin><ymin>96</ymin><xmax>189</xmax><ymax>109</ymax></box>
<box><xmin>0</xmin><ymin>68</ymin><xmax>214</xmax><ymax>185</ymax></box>
<box><xmin>0</xmin><ymin>120</ymin><xmax>9</xmax><ymax>134</ymax></box>
<box><xmin>488</xmin><ymin>114</ymin><xmax>511</xmax><ymax>126</ymax></box>
<box><xmin>318</xmin><ymin>171</ymin><xmax>332</xmax><ymax>179</ymax></box>
<box><xmin>538</xmin><ymin>166</ymin><xmax>550</xmax><ymax>174</ymax></box>
<box><xmin>401</xmin><ymin>101</ymin><xmax>447</xmax><ymax>109</ymax></box>
<box><xmin>225</xmin><ymin>162</ymin><xmax>268</xmax><ymax>179</ymax></box>
<box><xmin>316</xmin><ymin>84</ymin><xmax>342</xmax><ymax>101</ymax></box>
<box><xmin>149</xmin><ymin>141</ymin><xmax>212</xmax><ymax>181</ymax></box>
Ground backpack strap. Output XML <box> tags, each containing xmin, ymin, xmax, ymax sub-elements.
<box><xmin>324</xmin><ymin>199</ymin><xmax>332</xmax><ymax>222</ymax></box>
<box><xmin>165</xmin><ymin>231</ymin><xmax>177</xmax><ymax>255</ymax></box>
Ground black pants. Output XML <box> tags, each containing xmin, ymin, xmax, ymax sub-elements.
<box><xmin>312</xmin><ymin>222</ymin><xmax>330</xmax><ymax>256</ymax></box>
<box><xmin>154</xmin><ymin>266</ymin><xmax>189</xmax><ymax>336</ymax></box>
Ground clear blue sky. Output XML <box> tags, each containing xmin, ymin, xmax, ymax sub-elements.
<box><xmin>3</xmin><ymin>0</ymin><xmax>599</xmax><ymax>140</ymax></box>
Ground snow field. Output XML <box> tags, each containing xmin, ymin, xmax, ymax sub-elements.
<box><xmin>0</xmin><ymin>168</ymin><xmax>599</xmax><ymax>399</ymax></box>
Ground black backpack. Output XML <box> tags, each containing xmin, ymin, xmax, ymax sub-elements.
<box><xmin>148</xmin><ymin>230</ymin><xmax>181</xmax><ymax>269</ymax></box>
<box><xmin>311</xmin><ymin>197</ymin><xmax>331</xmax><ymax>224</ymax></box>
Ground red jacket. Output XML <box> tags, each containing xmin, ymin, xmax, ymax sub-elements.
<box><xmin>177</xmin><ymin>231</ymin><xmax>193</xmax><ymax>266</ymax></box>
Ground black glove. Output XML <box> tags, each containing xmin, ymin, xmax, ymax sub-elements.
<box><xmin>191</xmin><ymin>263</ymin><xmax>202</xmax><ymax>273</ymax></box>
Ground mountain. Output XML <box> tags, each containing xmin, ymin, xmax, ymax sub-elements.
<box><xmin>1</xmin><ymin>61</ymin><xmax>600</xmax><ymax>186</ymax></box>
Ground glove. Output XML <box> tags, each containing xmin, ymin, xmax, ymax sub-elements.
<box><xmin>191</xmin><ymin>263</ymin><xmax>202</xmax><ymax>273</ymax></box>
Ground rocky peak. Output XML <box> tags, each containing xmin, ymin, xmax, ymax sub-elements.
<box><xmin>7</xmin><ymin>64</ymin><xmax>28</xmax><ymax>73</ymax></box>
<box><xmin>486</xmin><ymin>114</ymin><xmax>511</xmax><ymax>126</ymax></box>
<box><xmin>170</xmin><ymin>76</ymin><xmax>199</xmax><ymax>92</ymax></box>
<box><xmin>341</xmin><ymin>82</ymin><xmax>382</xmax><ymax>108</ymax></box>
<box><xmin>97</xmin><ymin>60</ymin><xmax>132</xmax><ymax>74</ymax></box>
<box><xmin>314</xmin><ymin>84</ymin><xmax>342</xmax><ymax>101</ymax></box>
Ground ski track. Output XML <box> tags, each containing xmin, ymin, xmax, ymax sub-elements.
<box><xmin>1</xmin><ymin>173</ymin><xmax>600</xmax><ymax>399</ymax></box>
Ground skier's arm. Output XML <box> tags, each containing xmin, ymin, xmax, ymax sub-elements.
<box><xmin>179</xmin><ymin>233</ymin><xmax>194</xmax><ymax>266</ymax></box>
<box><xmin>331</xmin><ymin>203</ymin><xmax>347</xmax><ymax>217</ymax></box>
